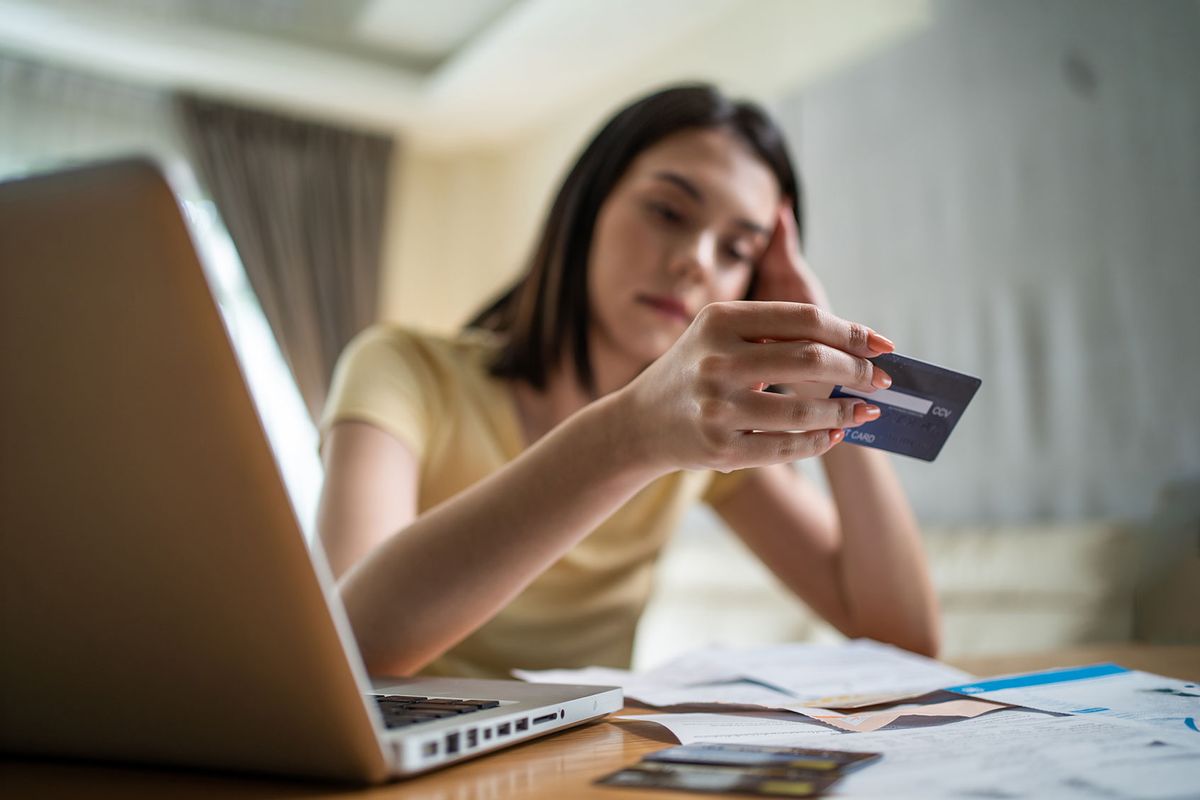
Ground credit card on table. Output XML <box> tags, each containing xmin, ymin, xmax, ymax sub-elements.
<box><xmin>597</xmin><ymin>761</ymin><xmax>840</xmax><ymax>797</ymax></box>
<box><xmin>831</xmin><ymin>352</ymin><xmax>981</xmax><ymax>462</ymax></box>
<box><xmin>643</xmin><ymin>743</ymin><xmax>882</xmax><ymax>773</ymax></box>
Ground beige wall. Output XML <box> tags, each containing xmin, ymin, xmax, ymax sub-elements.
<box><xmin>378</xmin><ymin>107</ymin><xmax>600</xmax><ymax>333</ymax></box>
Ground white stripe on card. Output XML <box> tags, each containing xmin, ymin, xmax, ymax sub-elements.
<box><xmin>839</xmin><ymin>386</ymin><xmax>933</xmax><ymax>415</ymax></box>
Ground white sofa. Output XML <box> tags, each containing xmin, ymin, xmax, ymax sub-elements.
<box><xmin>633</xmin><ymin>480</ymin><xmax>1198</xmax><ymax>670</ymax></box>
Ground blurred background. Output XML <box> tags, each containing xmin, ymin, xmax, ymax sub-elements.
<box><xmin>2</xmin><ymin>0</ymin><xmax>1196</xmax><ymax>666</ymax></box>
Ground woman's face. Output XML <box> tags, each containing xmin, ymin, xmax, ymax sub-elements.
<box><xmin>587</xmin><ymin>127</ymin><xmax>781</xmax><ymax>369</ymax></box>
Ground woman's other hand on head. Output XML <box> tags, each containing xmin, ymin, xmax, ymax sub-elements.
<box><xmin>750</xmin><ymin>201</ymin><xmax>853</xmax><ymax>400</ymax></box>
<box><xmin>752</xmin><ymin>201</ymin><xmax>831</xmax><ymax>312</ymax></box>
<box><xmin>615</xmin><ymin>301</ymin><xmax>894</xmax><ymax>474</ymax></box>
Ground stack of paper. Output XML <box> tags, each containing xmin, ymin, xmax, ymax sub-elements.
<box><xmin>517</xmin><ymin>639</ymin><xmax>999</xmax><ymax>731</ymax></box>
<box><xmin>519</xmin><ymin>640</ymin><xmax>973</xmax><ymax>707</ymax></box>
<box><xmin>518</xmin><ymin>641</ymin><xmax>1200</xmax><ymax>798</ymax></box>
<box><xmin>944</xmin><ymin>662</ymin><xmax>1200</xmax><ymax>735</ymax></box>
<box><xmin>622</xmin><ymin>709</ymin><xmax>1200</xmax><ymax>799</ymax></box>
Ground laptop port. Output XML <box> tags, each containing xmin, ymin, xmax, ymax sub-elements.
<box><xmin>497</xmin><ymin>722</ymin><xmax>511</xmax><ymax>736</ymax></box>
<box><xmin>422</xmin><ymin>741</ymin><xmax>438</xmax><ymax>757</ymax></box>
<box><xmin>445</xmin><ymin>732</ymin><xmax>460</xmax><ymax>754</ymax></box>
<box><xmin>532</xmin><ymin>713</ymin><xmax>556</xmax><ymax>725</ymax></box>
<box><xmin>484</xmin><ymin>729</ymin><xmax>493</xmax><ymax>740</ymax></box>
<box><xmin>515</xmin><ymin>718</ymin><xmax>529</xmax><ymax>732</ymax></box>
<box><xmin>466</xmin><ymin>728</ymin><xmax>478</xmax><ymax>747</ymax></box>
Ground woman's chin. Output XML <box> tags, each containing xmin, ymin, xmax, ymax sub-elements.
<box><xmin>626</xmin><ymin>331</ymin><xmax>678</xmax><ymax>364</ymax></box>
<box><xmin>593</xmin><ymin>319</ymin><xmax>682</xmax><ymax>371</ymax></box>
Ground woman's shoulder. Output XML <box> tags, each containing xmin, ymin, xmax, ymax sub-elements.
<box><xmin>339</xmin><ymin>323</ymin><xmax>501</xmax><ymax>381</ymax></box>
<box><xmin>322</xmin><ymin>324</ymin><xmax>506</xmax><ymax>447</ymax></box>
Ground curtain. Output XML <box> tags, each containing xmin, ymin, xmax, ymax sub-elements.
<box><xmin>177</xmin><ymin>95</ymin><xmax>394</xmax><ymax>423</ymax></box>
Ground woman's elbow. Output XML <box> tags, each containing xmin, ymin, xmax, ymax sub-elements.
<box><xmin>346</xmin><ymin>614</ymin><xmax>427</xmax><ymax>678</ymax></box>
<box><xmin>904</xmin><ymin>630</ymin><xmax>941</xmax><ymax>660</ymax></box>
<box><xmin>356</xmin><ymin>644</ymin><xmax>418</xmax><ymax>679</ymax></box>
<box><xmin>847</xmin><ymin>615</ymin><xmax>942</xmax><ymax>660</ymax></box>
<box><xmin>339</xmin><ymin>584</ymin><xmax>412</xmax><ymax>677</ymax></box>
<box><xmin>896</xmin><ymin>615</ymin><xmax>942</xmax><ymax>660</ymax></box>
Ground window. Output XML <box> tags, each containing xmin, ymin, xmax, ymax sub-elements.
<box><xmin>170</xmin><ymin>162</ymin><xmax>323</xmax><ymax>540</ymax></box>
<box><xmin>1</xmin><ymin>57</ymin><xmax>323</xmax><ymax>541</ymax></box>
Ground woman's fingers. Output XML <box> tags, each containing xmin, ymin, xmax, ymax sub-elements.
<box><xmin>733</xmin><ymin>391</ymin><xmax>880</xmax><ymax>433</ymax></box>
<box><xmin>722</xmin><ymin>339</ymin><xmax>891</xmax><ymax>393</ymax></box>
<box><xmin>730</xmin><ymin>429</ymin><xmax>845</xmax><ymax>465</ymax></box>
<box><xmin>754</xmin><ymin>206</ymin><xmax>792</xmax><ymax>281</ymax></box>
<box><xmin>625</xmin><ymin>299</ymin><xmax>898</xmax><ymax>473</ymax></box>
<box><xmin>697</xmin><ymin>301</ymin><xmax>892</xmax><ymax>358</ymax></box>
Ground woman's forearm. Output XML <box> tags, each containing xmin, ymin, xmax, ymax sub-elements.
<box><xmin>821</xmin><ymin>444</ymin><xmax>941</xmax><ymax>656</ymax></box>
<box><xmin>337</xmin><ymin>302</ymin><xmax>898</xmax><ymax>675</ymax></box>
<box><xmin>339</xmin><ymin>390</ymin><xmax>665</xmax><ymax>676</ymax></box>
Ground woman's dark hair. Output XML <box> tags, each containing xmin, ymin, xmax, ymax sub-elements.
<box><xmin>466</xmin><ymin>83</ymin><xmax>804</xmax><ymax>395</ymax></box>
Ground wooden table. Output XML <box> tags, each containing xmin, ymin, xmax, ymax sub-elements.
<box><xmin>4</xmin><ymin>644</ymin><xmax>1197</xmax><ymax>799</ymax></box>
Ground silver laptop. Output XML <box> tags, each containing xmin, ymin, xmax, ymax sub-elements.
<box><xmin>0</xmin><ymin>158</ymin><xmax>621</xmax><ymax>784</ymax></box>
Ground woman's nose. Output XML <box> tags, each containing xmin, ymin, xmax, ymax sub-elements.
<box><xmin>667</xmin><ymin>232</ymin><xmax>718</xmax><ymax>282</ymax></box>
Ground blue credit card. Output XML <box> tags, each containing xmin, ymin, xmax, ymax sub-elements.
<box><xmin>830</xmin><ymin>353</ymin><xmax>981</xmax><ymax>462</ymax></box>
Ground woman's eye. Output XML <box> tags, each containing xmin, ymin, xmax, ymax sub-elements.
<box><xmin>648</xmin><ymin>201</ymin><xmax>684</xmax><ymax>225</ymax></box>
<box><xmin>723</xmin><ymin>244</ymin><xmax>753</xmax><ymax>264</ymax></box>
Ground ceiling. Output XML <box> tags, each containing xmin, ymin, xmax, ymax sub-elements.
<box><xmin>0</xmin><ymin>0</ymin><xmax>931</xmax><ymax>150</ymax></box>
<box><xmin>16</xmin><ymin>0</ymin><xmax>518</xmax><ymax>72</ymax></box>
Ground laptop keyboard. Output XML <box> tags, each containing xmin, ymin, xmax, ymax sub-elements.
<box><xmin>371</xmin><ymin>694</ymin><xmax>500</xmax><ymax>729</ymax></box>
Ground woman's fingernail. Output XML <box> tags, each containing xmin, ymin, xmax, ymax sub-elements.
<box><xmin>872</xmin><ymin>369</ymin><xmax>893</xmax><ymax>390</ymax></box>
<box><xmin>854</xmin><ymin>404</ymin><xmax>882</xmax><ymax>424</ymax></box>
<box><xmin>829</xmin><ymin>429</ymin><xmax>845</xmax><ymax>445</ymax></box>
<box><xmin>867</xmin><ymin>331</ymin><xmax>895</xmax><ymax>354</ymax></box>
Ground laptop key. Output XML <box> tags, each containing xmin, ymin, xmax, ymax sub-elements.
<box><xmin>372</xmin><ymin>695</ymin><xmax>499</xmax><ymax>728</ymax></box>
<box><xmin>403</xmin><ymin>703</ymin><xmax>476</xmax><ymax>714</ymax></box>
<box><xmin>384</xmin><ymin>707</ymin><xmax>456</xmax><ymax>717</ymax></box>
<box><xmin>381</xmin><ymin>717</ymin><xmax>422</xmax><ymax>729</ymax></box>
<box><xmin>381</xmin><ymin>711</ymin><xmax>457</xmax><ymax>727</ymax></box>
<box><xmin>382</xmin><ymin>716</ymin><xmax>448</xmax><ymax>729</ymax></box>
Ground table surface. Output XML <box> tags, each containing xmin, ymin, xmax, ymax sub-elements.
<box><xmin>4</xmin><ymin>643</ymin><xmax>1198</xmax><ymax>799</ymax></box>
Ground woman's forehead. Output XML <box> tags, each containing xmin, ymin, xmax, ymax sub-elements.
<box><xmin>625</xmin><ymin>128</ymin><xmax>780</xmax><ymax>223</ymax></box>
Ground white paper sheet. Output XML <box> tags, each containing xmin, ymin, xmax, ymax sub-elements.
<box><xmin>946</xmin><ymin>662</ymin><xmax>1200</xmax><ymax>736</ymax></box>
<box><xmin>516</xmin><ymin>639</ymin><xmax>973</xmax><ymax>710</ymax></box>
<box><xmin>618</xmin><ymin>709</ymin><xmax>1200</xmax><ymax>799</ymax></box>
<box><xmin>680</xmin><ymin>640</ymin><xmax>975</xmax><ymax>707</ymax></box>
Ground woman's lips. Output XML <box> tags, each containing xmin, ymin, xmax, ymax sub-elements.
<box><xmin>637</xmin><ymin>294</ymin><xmax>692</xmax><ymax>323</ymax></box>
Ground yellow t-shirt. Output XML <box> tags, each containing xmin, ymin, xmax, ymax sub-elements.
<box><xmin>319</xmin><ymin>325</ymin><xmax>744</xmax><ymax>678</ymax></box>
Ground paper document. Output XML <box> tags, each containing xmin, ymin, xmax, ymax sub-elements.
<box><xmin>946</xmin><ymin>662</ymin><xmax>1200</xmax><ymax>735</ymax></box>
<box><xmin>801</xmin><ymin>692</ymin><xmax>1008</xmax><ymax>733</ymax></box>
<box><xmin>619</xmin><ymin>709</ymin><xmax>1200</xmax><ymax>799</ymax></box>
<box><xmin>516</xmin><ymin>639</ymin><xmax>973</xmax><ymax>712</ymax></box>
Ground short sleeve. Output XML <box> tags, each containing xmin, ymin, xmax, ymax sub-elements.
<box><xmin>318</xmin><ymin>326</ymin><xmax>441</xmax><ymax>460</ymax></box>
<box><xmin>702</xmin><ymin>468</ymin><xmax>751</xmax><ymax>507</ymax></box>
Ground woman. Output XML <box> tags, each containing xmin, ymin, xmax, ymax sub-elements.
<box><xmin>317</xmin><ymin>84</ymin><xmax>939</xmax><ymax>679</ymax></box>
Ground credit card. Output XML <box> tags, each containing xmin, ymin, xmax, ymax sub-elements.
<box><xmin>597</xmin><ymin>763</ymin><xmax>840</xmax><ymax>797</ymax></box>
<box><xmin>628</xmin><ymin>760</ymin><xmax>839</xmax><ymax>781</ymax></box>
<box><xmin>643</xmin><ymin>743</ymin><xmax>882</xmax><ymax>773</ymax></box>
<box><xmin>831</xmin><ymin>352</ymin><xmax>981</xmax><ymax>462</ymax></box>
